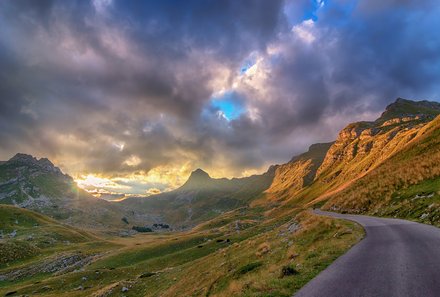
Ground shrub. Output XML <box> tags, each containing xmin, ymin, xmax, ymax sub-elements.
<box><xmin>139</xmin><ymin>272</ymin><xmax>156</xmax><ymax>278</ymax></box>
<box><xmin>132</xmin><ymin>226</ymin><xmax>152</xmax><ymax>232</ymax></box>
<box><xmin>234</xmin><ymin>261</ymin><xmax>263</xmax><ymax>277</ymax></box>
<box><xmin>280</xmin><ymin>265</ymin><xmax>298</xmax><ymax>277</ymax></box>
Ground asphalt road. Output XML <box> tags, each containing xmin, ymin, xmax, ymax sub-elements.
<box><xmin>294</xmin><ymin>210</ymin><xmax>440</xmax><ymax>297</ymax></box>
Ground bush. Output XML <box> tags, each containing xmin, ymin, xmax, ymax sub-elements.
<box><xmin>139</xmin><ymin>272</ymin><xmax>156</xmax><ymax>278</ymax></box>
<box><xmin>132</xmin><ymin>226</ymin><xmax>152</xmax><ymax>233</ymax></box>
<box><xmin>152</xmin><ymin>223</ymin><xmax>169</xmax><ymax>229</ymax></box>
<box><xmin>280</xmin><ymin>265</ymin><xmax>298</xmax><ymax>277</ymax></box>
<box><xmin>234</xmin><ymin>261</ymin><xmax>262</xmax><ymax>277</ymax></box>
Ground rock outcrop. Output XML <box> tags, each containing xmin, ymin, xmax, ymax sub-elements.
<box><xmin>265</xmin><ymin>143</ymin><xmax>333</xmax><ymax>199</ymax></box>
<box><xmin>315</xmin><ymin>98</ymin><xmax>440</xmax><ymax>185</ymax></box>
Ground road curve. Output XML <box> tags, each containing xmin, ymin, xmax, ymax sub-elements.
<box><xmin>294</xmin><ymin>210</ymin><xmax>440</xmax><ymax>297</ymax></box>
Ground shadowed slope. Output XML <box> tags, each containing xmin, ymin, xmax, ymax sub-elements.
<box><xmin>119</xmin><ymin>167</ymin><xmax>276</xmax><ymax>228</ymax></box>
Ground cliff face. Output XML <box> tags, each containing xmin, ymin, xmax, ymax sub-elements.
<box><xmin>315</xmin><ymin>98</ymin><xmax>440</xmax><ymax>187</ymax></box>
<box><xmin>322</xmin><ymin>115</ymin><xmax>440</xmax><ymax>226</ymax></box>
<box><xmin>260</xmin><ymin>98</ymin><xmax>440</xmax><ymax>205</ymax></box>
<box><xmin>265</xmin><ymin>143</ymin><xmax>333</xmax><ymax>199</ymax></box>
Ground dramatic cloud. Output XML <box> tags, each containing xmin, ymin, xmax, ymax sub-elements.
<box><xmin>1</xmin><ymin>0</ymin><xmax>439</xmax><ymax>195</ymax></box>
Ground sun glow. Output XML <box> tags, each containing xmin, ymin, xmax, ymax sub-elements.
<box><xmin>74</xmin><ymin>162</ymin><xmax>196</xmax><ymax>200</ymax></box>
<box><xmin>75</xmin><ymin>174</ymin><xmax>130</xmax><ymax>190</ymax></box>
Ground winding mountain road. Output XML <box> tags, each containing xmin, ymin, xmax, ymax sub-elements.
<box><xmin>294</xmin><ymin>210</ymin><xmax>440</xmax><ymax>297</ymax></box>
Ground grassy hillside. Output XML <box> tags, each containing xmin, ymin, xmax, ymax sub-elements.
<box><xmin>0</xmin><ymin>206</ymin><xmax>363</xmax><ymax>297</ymax></box>
<box><xmin>0</xmin><ymin>205</ymin><xmax>119</xmax><ymax>294</ymax></box>
<box><xmin>253</xmin><ymin>99</ymin><xmax>440</xmax><ymax>230</ymax></box>
<box><xmin>321</xmin><ymin>115</ymin><xmax>440</xmax><ymax>226</ymax></box>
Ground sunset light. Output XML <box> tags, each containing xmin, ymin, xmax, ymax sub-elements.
<box><xmin>1</xmin><ymin>1</ymin><xmax>440</xmax><ymax>296</ymax></box>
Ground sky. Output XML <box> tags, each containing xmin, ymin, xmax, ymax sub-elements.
<box><xmin>1</xmin><ymin>0</ymin><xmax>440</xmax><ymax>199</ymax></box>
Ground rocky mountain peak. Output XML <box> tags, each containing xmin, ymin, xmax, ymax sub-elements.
<box><xmin>180</xmin><ymin>168</ymin><xmax>212</xmax><ymax>190</ymax></box>
<box><xmin>377</xmin><ymin>98</ymin><xmax>440</xmax><ymax>123</ymax></box>
<box><xmin>188</xmin><ymin>168</ymin><xmax>211</xmax><ymax>181</ymax></box>
<box><xmin>6</xmin><ymin>153</ymin><xmax>64</xmax><ymax>175</ymax></box>
<box><xmin>9</xmin><ymin>153</ymin><xmax>38</xmax><ymax>164</ymax></box>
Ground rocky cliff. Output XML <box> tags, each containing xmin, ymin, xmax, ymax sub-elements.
<box><xmin>315</xmin><ymin>98</ymin><xmax>440</xmax><ymax>189</ymax></box>
<box><xmin>264</xmin><ymin>143</ymin><xmax>333</xmax><ymax>200</ymax></box>
<box><xmin>321</xmin><ymin>115</ymin><xmax>440</xmax><ymax>226</ymax></box>
<box><xmin>261</xmin><ymin>98</ymin><xmax>440</xmax><ymax>208</ymax></box>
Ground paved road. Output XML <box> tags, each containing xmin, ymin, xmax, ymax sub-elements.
<box><xmin>294</xmin><ymin>210</ymin><xmax>440</xmax><ymax>297</ymax></box>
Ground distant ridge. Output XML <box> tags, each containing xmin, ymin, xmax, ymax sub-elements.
<box><xmin>377</xmin><ymin>97</ymin><xmax>440</xmax><ymax>122</ymax></box>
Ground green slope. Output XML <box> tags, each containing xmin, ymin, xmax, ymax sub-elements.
<box><xmin>0</xmin><ymin>206</ymin><xmax>362</xmax><ymax>297</ymax></box>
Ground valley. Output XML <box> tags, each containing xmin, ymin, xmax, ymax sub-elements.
<box><xmin>0</xmin><ymin>98</ymin><xmax>439</xmax><ymax>296</ymax></box>
<box><xmin>0</xmin><ymin>205</ymin><xmax>363</xmax><ymax>296</ymax></box>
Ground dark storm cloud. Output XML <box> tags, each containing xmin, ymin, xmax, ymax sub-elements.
<box><xmin>0</xmin><ymin>0</ymin><xmax>440</xmax><ymax>188</ymax></box>
<box><xmin>0</xmin><ymin>0</ymin><xmax>287</xmax><ymax>177</ymax></box>
<box><xmin>110</xmin><ymin>0</ymin><xmax>284</xmax><ymax>57</ymax></box>
<box><xmin>229</xmin><ymin>0</ymin><xmax>440</xmax><ymax>161</ymax></box>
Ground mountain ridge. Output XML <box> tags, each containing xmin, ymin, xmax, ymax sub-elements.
<box><xmin>377</xmin><ymin>97</ymin><xmax>440</xmax><ymax>123</ymax></box>
<box><xmin>0</xmin><ymin>97</ymin><xmax>439</xmax><ymax>231</ymax></box>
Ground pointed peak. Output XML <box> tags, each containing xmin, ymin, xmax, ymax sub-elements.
<box><xmin>179</xmin><ymin>168</ymin><xmax>212</xmax><ymax>190</ymax></box>
<box><xmin>189</xmin><ymin>168</ymin><xmax>211</xmax><ymax>179</ymax></box>
<box><xmin>37</xmin><ymin>157</ymin><xmax>55</xmax><ymax>167</ymax></box>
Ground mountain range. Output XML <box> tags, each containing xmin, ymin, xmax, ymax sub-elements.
<box><xmin>0</xmin><ymin>98</ymin><xmax>439</xmax><ymax>231</ymax></box>
<box><xmin>1</xmin><ymin>97</ymin><xmax>439</xmax><ymax>297</ymax></box>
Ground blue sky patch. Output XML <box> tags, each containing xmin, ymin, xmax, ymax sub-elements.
<box><xmin>210</xmin><ymin>91</ymin><xmax>245</xmax><ymax>120</ymax></box>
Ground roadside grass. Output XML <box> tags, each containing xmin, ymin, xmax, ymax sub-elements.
<box><xmin>376</xmin><ymin>178</ymin><xmax>440</xmax><ymax>226</ymax></box>
<box><xmin>154</xmin><ymin>210</ymin><xmax>363</xmax><ymax>297</ymax></box>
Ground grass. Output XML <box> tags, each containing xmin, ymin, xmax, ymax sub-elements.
<box><xmin>0</xmin><ymin>206</ymin><xmax>363</xmax><ymax>297</ymax></box>
<box><xmin>0</xmin><ymin>205</ymin><xmax>116</xmax><ymax>289</ymax></box>
<box><xmin>234</xmin><ymin>262</ymin><xmax>263</xmax><ymax>277</ymax></box>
